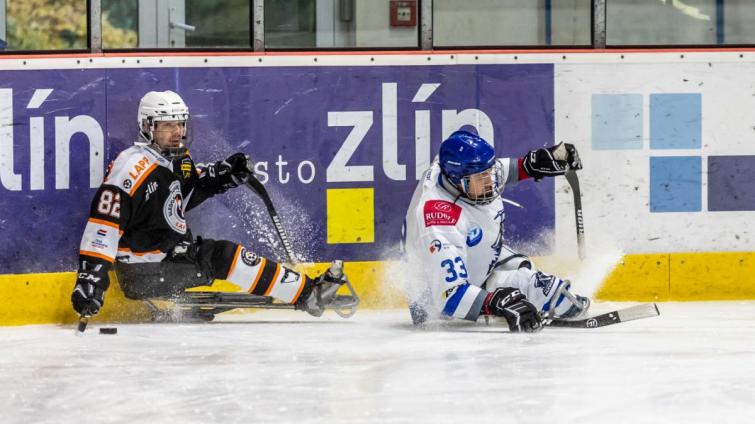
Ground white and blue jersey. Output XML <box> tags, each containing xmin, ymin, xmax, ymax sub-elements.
<box><xmin>403</xmin><ymin>158</ymin><xmax>521</xmax><ymax>321</ymax></box>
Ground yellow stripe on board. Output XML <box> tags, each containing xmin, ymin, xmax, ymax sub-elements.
<box><xmin>0</xmin><ymin>272</ymin><xmax>152</xmax><ymax>326</ymax></box>
<box><xmin>3</xmin><ymin>253</ymin><xmax>755</xmax><ymax>325</ymax></box>
<box><xmin>595</xmin><ymin>252</ymin><xmax>755</xmax><ymax>301</ymax></box>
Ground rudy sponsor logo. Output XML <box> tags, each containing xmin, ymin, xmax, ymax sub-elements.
<box><xmin>423</xmin><ymin>200</ymin><xmax>461</xmax><ymax>227</ymax></box>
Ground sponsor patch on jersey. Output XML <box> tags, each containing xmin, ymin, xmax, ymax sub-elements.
<box><xmin>423</xmin><ymin>200</ymin><xmax>462</xmax><ymax>227</ymax></box>
<box><xmin>128</xmin><ymin>155</ymin><xmax>152</xmax><ymax>181</ymax></box>
<box><xmin>466</xmin><ymin>226</ymin><xmax>483</xmax><ymax>247</ymax></box>
<box><xmin>240</xmin><ymin>248</ymin><xmax>261</xmax><ymax>267</ymax></box>
<box><xmin>181</xmin><ymin>158</ymin><xmax>192</xmax><ymax>179</ymax></box>
<box><xmin>163</xmin><ymin>180</ymin><xmax>187</xmax><ymax>234</ymax></box>
<box><xmin>429</xmin><ymin>239</ymin><xmax>443</xmax><ymax>254</ymax></box>
<box><xmin>145</xmin><ymin>181</ymin><xmax>158</xmax><ymax>202</ymax></box>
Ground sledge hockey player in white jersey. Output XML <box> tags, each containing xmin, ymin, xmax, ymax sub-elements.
<box><xmin>71</xmin><ymin>90</ymin><xmax>344</xmax><ymax>320</ymax></box>
<box><xmin>403</xmin><ymin>130</ymin><xmax>589</xmax><ymax>332</ymax></box>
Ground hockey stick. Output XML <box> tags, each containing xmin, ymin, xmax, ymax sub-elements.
<box><xmin>548</xmin><ymin>303</ymin><xmax>659</xmax><ymax>328</ymax></box>
<box><xmin>244</xmin><ymin>175</ymin><xmax>295</xmax><ymax>264</ymax></box>
<box><xmin>564</xmin><ymin>169</ymin><xmax>586</xmax><ymax>260</ymax></box>
<box><xmin>75</xmin><ymin>315</ymin><xmax>89</xmax><ymax>335</ymax></box>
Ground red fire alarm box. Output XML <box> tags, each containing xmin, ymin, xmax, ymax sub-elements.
<box><xmin>390</xmin><ymin>0</ymin><xmax>417</xmax><ymax>27</ymax></box>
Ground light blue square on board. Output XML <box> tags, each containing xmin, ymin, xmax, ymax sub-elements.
<box><xmin>650</xmin><ymin>93</ymin><xmax>701</xmax><ymax>149</ymax></box>
<box><xmin>649</xmin><ymin>156</ymin><xmax>701</xmax><ymax>213</ymax></box>
<box><xmin>592</xmin><ymin>94</ymin><xmax>643</xmax><ymax>150</ymax></box>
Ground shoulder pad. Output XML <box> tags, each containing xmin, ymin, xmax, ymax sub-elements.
<box><xmin>104</xmin><ymin>145</ymin><xmax>169</xmax><ymax>195</ymax></box>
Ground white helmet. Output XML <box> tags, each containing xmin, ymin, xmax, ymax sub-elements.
<box><xmin>137</xmin><ymin>90</ymin><xmax>190</xmax><ymax>157</ymax></box>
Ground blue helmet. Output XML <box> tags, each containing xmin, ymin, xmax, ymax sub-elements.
<box><xmin>439</xmin><ymin>130</ymin><xmax>496</xmax><ymax>184</ymax></box>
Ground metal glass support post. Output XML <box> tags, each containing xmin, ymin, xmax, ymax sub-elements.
<box><xmin>593</xmin><ymin>0</ymin><xmax>606</xmax><ymax>48</ymax></box>
<box><xmin>253</xmin><ymin>0</ymin><xmax>264</xmax><ymax>51</ymax></box>
<box><xmin>545</xmin><ymin>0</ymin><xmax>552</xmax><ymax>46</ymax></box>
<box><xmin>716</xmin><ymin>0</ymin><xmax>725</xmax><ymax>44</ymax></box>
<box><xmin>0</xmin><ymin>0</ymin><xmax>6</xmax><ymax>49</ymax></box>
<box><xmin>421</xmin><ymin>0</ymin><xmax>432</xmax><ymax>50</ymax></box>
<box><xmin>89</xmin><ymin>0</ymin><xmax>102</xmax><ymax>53</ymax></box>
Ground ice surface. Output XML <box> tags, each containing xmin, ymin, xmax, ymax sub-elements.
<box><xmin>1</xmin><ymin>302</ymin><xmax>755</xmax><ymax>424</ymax></box>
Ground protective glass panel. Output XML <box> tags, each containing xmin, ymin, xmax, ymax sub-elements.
<box><xmin>265</xmin><ymin>0</ymin><xmax>419</xmax><ymax>49</ymax></box>
<box><xmin>433</xmin><ymin>0</ymin><xmax>591</xmax><ymax>47</ymax></box>
<box><xmin>102</xmin><ymin>0</ymin><xmax>138</xmax><ymax>49</ymax></box>
<box><xmin>185</xmin><ymin>0</ymin><xmax>250</xmax><ymax>48</ymax></box>
<box><xmin>3</xmin><ymin>0</ymin><xmax>87</xmax><ymax>50</ymax></box>
<box><xmin>722</xmin><ymin>0</ymin><xmax>755</xmax><ymax>44</ymax></box>
<box><xmin>102</xmin><ymin>0</ymin><xmax>250</xmax><ymax>50</ymax></box>
<box><xmin>607</xmin><ymin>0</ymin><xmax>718</xmax><ymax>45</ymax></box>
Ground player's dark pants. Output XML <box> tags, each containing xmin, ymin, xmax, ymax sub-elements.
<box><xmin>116</xmin><ymin>238</ymin><xmax>310</xmax><ymax>304</ymax></box>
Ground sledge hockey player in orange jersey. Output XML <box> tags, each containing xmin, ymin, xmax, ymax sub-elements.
<box><xmin>71</xmin><ymin>90</ymin><xmax>345</xmax><ymax>320</ymax></box>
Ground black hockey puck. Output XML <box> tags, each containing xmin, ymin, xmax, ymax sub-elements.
<box><xmin>99</xmin><ymin>327</ymin><xmax>118</xmax><ymax>335</ymax></box>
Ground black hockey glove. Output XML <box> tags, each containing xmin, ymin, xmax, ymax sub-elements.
<box><xmin>521</xmin><ymin>142</ymin><xmax>582</xmax><ymax>181</ymax></box>
<box><xmin>481</xmin><ymin>287</ymin><xmax>543</xmax><ymax>333</ymax></box>
<box><xmin>71</xmin><ymin>261</ymin><xmax>109</xmax><ymax>316</ymax></box>
<box><xmin>199</xmin><ymin>153</ymin><xmax>253</xmax><ymax>194</ymax></box>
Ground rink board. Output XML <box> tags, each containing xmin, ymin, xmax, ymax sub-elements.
<box><xmin>2</xmin><ymin>51</ymin><xmax>755</xmax><ymax>324</ymax></box>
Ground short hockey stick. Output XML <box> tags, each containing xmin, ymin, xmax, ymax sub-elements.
<box><xmin>245</xmin><ymin>175</ymin><xmax>295</xmax><ymax>264</ymax></box>
<box><xmin>548</xmin><ymin>303</ymin><xmax>659</xmax><ymax>328</ymax></box>
<box><xmin>564</xmin><ymin>169</ymin><xmax>586</xmax><ymax>260</ymax></box>
<box><xmin>75</xmin><ymin>315</ymin><xmax>89</xmax><ymax>335</ymax></box>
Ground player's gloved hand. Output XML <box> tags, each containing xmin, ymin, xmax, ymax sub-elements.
<box><xmin>221</xmin><ymin>153</ymin><xmax>253</xmax><ymax>186</ymax></box>
<box><xmin>200</xmin><ymin>153</ymin><xmax>253</xmax><ymax>193</ymax></box>
<box><xmin>481</xmin><ymin>287</ymin><xmax>543</xmax><ymax>333</ymax></box>
<box><xmin>71</xmin><ymin>261</ymin><xmax>109</xmax><ymax>316</ymax></box>
<box><xmin>521</xmin><ymin>142</ymin><xmax>582</xmax><ymax>181</ymax></box>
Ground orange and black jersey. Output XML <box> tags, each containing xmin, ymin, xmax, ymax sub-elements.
<box><xmin>78</xmin><ymin>143</ymin><xmax>217</xmax><ymax>271</ymax></box>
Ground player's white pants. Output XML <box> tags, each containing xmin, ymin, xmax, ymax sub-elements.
<box><xmin>484</xmin><ymin>248</ymin><xmax>578</xmax><ymax>317</ymax></box>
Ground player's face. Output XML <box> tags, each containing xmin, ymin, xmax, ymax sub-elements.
<box><xmin>153</xmin><ymin>120</ymin><xmax>185</xmax><ymax>149</ymax></box>
<box><xmin>466</xmin><ymin>168</ymin><xmax>495</xmax><ymax>199</ymax></box>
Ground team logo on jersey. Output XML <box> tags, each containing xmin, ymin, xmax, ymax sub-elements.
<box><xmin>534</xmin><ymin>272</ymin><xmax>556</xmax><ymax>296</ymax></box>
<box><xmin>429</xmin><ymin>239</ymin><xmax>443</xmax><ymax>253</ymax></box>
<box><xmin>466</xmin><ymin>226</ymin><xmax>483</xmax><ymax>247</ymax></box>
<box><xmin>122</xmin><ymin>179</ymin><xmax>132</xmax><ymax>189</ymax></box>
<box><xmin>163</xmin><ymin>180</ymin><xmax>187</xmax><ymax>234</ymax></box>
<box><xmin>423</xmin><ymin>200</ymin><xmax>461</xmax><ymax>227</ymax></box>
<box><xmin>240</xmin><ymin>248</ymin><xmax>261</xmax><ymax>267</ymax></box>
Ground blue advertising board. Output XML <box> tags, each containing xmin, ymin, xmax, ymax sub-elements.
<box><xmin>0</xmin><ymin>63</ymin><xmax>555</xmax><ymax>274</ymax></box>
